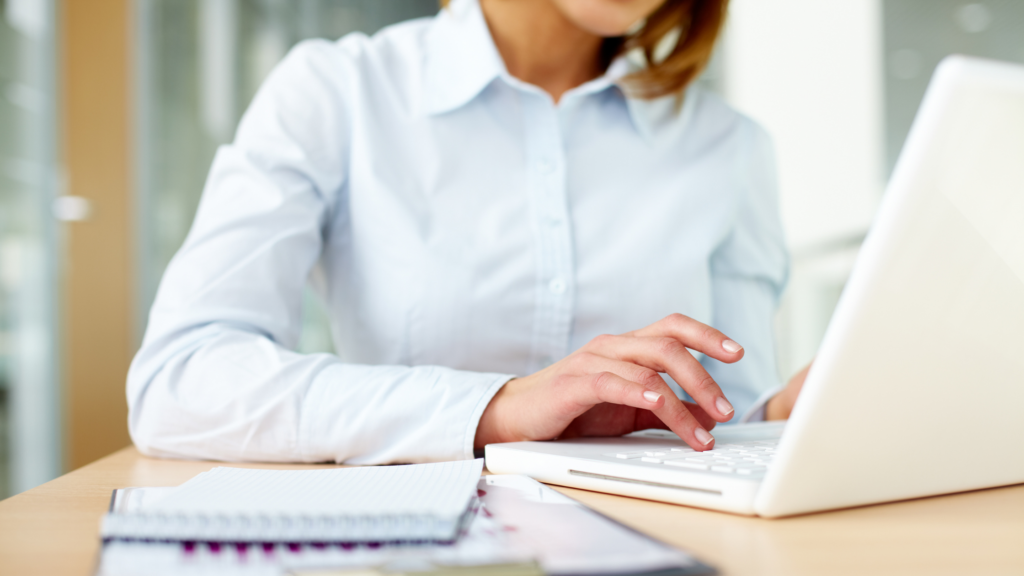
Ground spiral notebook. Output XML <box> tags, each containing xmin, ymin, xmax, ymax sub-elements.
<box><xmin>101</xmin><ymin>459</ymin><xmax>484</xmax><ymax>543</ymax></box>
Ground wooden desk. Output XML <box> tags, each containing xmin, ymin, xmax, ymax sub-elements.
<box><xmin>0</xmin><ymin>447</ymin><xmax>1021</xmax><ymax>575</ymax></box>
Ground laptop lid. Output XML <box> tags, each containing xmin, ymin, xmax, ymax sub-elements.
<box><xmin>755</xmin><ymin>55</ymin><xmax>1024</xmax><ymax>518</ymax></box>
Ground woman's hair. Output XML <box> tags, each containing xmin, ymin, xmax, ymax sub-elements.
<box><xmin>440</xmin><ymin>0</ymin><xmax>729</xmax><ymax>99</ymax></box>
<box><xmin>613</xmin><ymin>0</ymin><xmax>728</xmax><ymax>98</ymax></box>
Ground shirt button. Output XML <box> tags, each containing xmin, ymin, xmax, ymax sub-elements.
<box><xmin>538</xmin><ymin>157</ymin><xmax>556</xmax><ymax>174</ymax></box>
<box><xmin>549</xmin><ymin>278</ymin><xmax>566</xmax><ymax>294</ymax></box>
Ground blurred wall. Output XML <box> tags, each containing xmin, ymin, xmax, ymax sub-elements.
<box><xmin>62</xmin><ymin>0</ymin><xmax>134</xmax><ymax>471</ymax></box>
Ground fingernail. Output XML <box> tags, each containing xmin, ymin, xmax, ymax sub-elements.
<box><xmin>715</xmin><ymin>397</ymin><xmax>734</xmax><ymax>416</ymax></box>
<box><xmin>695</xmin><ymin>428</ymin><xmax>714</xmax><ymax>445</ymax></box>
<box><xmin>643</xmin><ymin>391</ymin><xmax>662</xmax><ymax>404</ymax></box>
<box><xmin>722</xmin><ymin>339</ymin><xmax>743</xmax><ymax>353</ymax></box>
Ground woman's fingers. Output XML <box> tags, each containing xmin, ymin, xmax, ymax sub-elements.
<box><xmin>477</xmin><ymin>316</ymin><xmax>742</xmax><ymax>449</ymax></box>
<box><xmin>567</xmin><ymin>353</ymin><xmax>669</xmax><ymax>395</ymax></box>
<box><xmin>630</xmin><ymin>313</ymin><xmax>744</xmax><ymax>363</ymax></box>
<box><xmin>564</xmin><ymin>355</ymin><xmax>721</xmax><ymax>450</ymax></box>
<box><xmin>648</xmin><ymin>388</ymin><xmax>718</xmax><ymax>449</ymax></box>
<box><xmin>583</xmin><ymin>335</ymin><xmax>735</xmax><ymax>422</ymax></box>
<box><xmin>568</xmin><ymin>370</ymin><xmax>718</xmax><ymax>450</ymax></box>
<box><xmin>635</xmin><ymin>401</ymin><xmax>717</xmax><ymax>432</ymax></box>
<box><xmin>568</xmin><ymin>353</ymin><xmax>728</xmax><ymax>425</ymax></box>
<box><xmin>567</xmin><ymin>370</ymin><xmax>668</xmax><ymax>412</ymax></box>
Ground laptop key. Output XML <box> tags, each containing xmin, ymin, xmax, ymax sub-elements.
<box><xmin>665</xmin><ymin>461</ymin><xmax>710</xmax><ymax>470</ymax></box>
<box><xmin>607</xmin><ymin>452</ymin><xmax>643</xmax><ymax>459</ymax></box>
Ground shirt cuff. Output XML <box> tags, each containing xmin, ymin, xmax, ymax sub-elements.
<box><xmin>739</xmin><ymin>384</ymin><xmax>784</xmax><ymax>423</ymax></box>
<box><xmin>299</xmin><ymin>364</ymin><xmax>517</xmax><ymax>465</ymax></box>
<box><xmin>463</xmin><ymin>374</ymin><xmax>515</xmax><ymax>459</ymax></box>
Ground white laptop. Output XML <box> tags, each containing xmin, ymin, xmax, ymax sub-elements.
<box><xmin>485</xmin><ymin>55</ymin><xmax>1024</xmax><ymax>518</ymax></box>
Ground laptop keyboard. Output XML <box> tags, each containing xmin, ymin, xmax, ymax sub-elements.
<box><xmin>603</xmin><ymin>439</ymin><xmax>779</xmax><ymax>476</ymax></box>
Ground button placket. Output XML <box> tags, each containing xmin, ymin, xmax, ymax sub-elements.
<box><xmin>523</xmin><ymin>95</ymin><xmax>575</xmax><ymax>374</ymax></box>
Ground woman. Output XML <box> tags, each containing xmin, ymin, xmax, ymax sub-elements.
<box><xmin>128</xmin><ymin>0</ymin><xmax>807</xmax><ymax>464</ymax></box>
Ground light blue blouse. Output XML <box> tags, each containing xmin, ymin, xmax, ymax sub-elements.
<box><xmin>128</xmin><ymin>0</ymin><xmax>789</xmax><ymax>464</ymax></box>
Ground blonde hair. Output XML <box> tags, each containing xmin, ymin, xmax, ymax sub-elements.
<box><xmin>441</xmin><ymin>0</ymin><xmax>729</xmax><ymax>99</ymax></box>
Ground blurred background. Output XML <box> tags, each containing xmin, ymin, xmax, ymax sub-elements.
<box><xmin>0</xmin><ymin>0</ymin><xmax>1021</xmax><ymax>498</ymax></box>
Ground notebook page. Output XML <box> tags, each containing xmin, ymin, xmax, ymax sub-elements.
<box><xmin>139</xmin><ymin>459</ymin><xmax>483</xmax><ymax>518</ymax></box>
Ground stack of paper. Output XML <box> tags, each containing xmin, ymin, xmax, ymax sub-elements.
<box><xmin>97</xmin><ymin>474</ymin><xmax>710</xmax><ymax>576</ymax></box>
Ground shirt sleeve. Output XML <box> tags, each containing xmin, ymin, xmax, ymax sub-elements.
<box><xmin>700</xmin><ymin>119</ymin><xmax>790</xmax><ymax>420</ymax></box>
<box><xmin>739</xmin><ymin>384</ymin><xmax>783</xmax><ymax>423</ymax></box>
<box><xmin>126</xmin><ymin>40</ymin><xmax>513</xmax><ymax>465</ymax></box>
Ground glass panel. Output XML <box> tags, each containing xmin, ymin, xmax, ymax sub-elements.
<box><xmin>0</xmin><ymin>0</ymin><xmax>60</xmax><ymax>497</ymax></box>
<box><xmin>883</xmin><ymin>0</ymin><xmax>1024</xmax><ymax>174</ymax></box>
<box><xmin>135</xmin><ymin>0</ymin><xmax>439</xmax><ymax>353</ymax></box>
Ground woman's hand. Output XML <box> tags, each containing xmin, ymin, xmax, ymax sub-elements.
<box><xmin>766</xmin><ymin>362</ymin><xmax>812</xmax><ymax>420</ymax></box>
<box><xmin>474</xmin><ymin>314</ymin><xmax>745</xmax><ymax>451</ymax></box>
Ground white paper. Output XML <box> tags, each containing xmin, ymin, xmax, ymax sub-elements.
<box><xmin>101</xmin><ymin>460</ymin><xmax>485</xmax><ymax>542</ymax></box>
<box><xmin>143</xmin><ymin>460</ymin><xmax>484</xmax><ymax>517</ymax></box>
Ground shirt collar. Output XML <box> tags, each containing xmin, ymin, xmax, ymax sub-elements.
<box><xmin>625</xmin><ymin>89</ymin><xmax>694</xmax><ymax>143</ymax></box>
<box><xmin>422</xmin><ymin>0</ymin><xmax>505</xmax><ymax>116</ymax></box>
<box><xmin>422</xmin><ymin>0</ymin><xmax>675</xmax><ymax>142</ymax></box>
